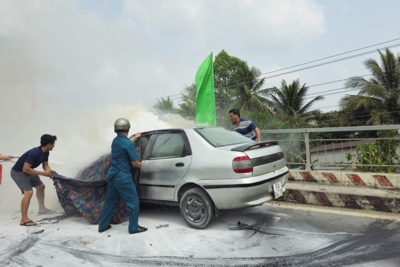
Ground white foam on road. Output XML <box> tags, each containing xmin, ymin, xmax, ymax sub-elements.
<box><xmin>0</xmin><ymin>206</ymin><xmax>340</xmax><ymax>266</ymax></box>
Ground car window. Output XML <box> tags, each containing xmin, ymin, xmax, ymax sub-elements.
<box><xmin>195</xmin><ymin>127</ymin><xmax>253</xmax><ymax>147</ymax></box>
<box><xmin>150</xmin><ymin>133</ymin><xmax>186</xmax><ymax>159</ymax></box>
<box><xmin>140</xmin><ymin>136</ymin><xmax>149</xmax><ymax>154</ymax></box>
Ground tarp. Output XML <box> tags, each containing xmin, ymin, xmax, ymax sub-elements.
<box><xmin>52</xmin><ymin>154</ymin><xmax>129</xmax><ymax>224</ymax></box>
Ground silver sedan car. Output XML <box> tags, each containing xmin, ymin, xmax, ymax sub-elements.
<box><xmin>132</xmin><ymin>127</ymin><xmax>289</xmax><ymax>229</ymax></box>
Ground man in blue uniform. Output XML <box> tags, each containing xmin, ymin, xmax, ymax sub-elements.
<box><xmin>98</xmin><ymin>118</ymin><xmax>147</xmax><ymax>234</ymax></box>
<box><xmin>229</xmin><ymin>109</ymin><xmax>261</xmax><ymax>142</ymax></box>
<box><xmin>11</xmin><ymin>134</ymin><xmax>57</xmax><ymax>226</ymax></box>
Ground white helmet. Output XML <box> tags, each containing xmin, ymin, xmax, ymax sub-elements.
<box><xmin>114</xmin><ymin>118</ymin><xmax>130</xmax><ymax>132</ymax></box>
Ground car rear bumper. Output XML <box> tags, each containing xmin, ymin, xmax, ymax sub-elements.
<box><xmin>197</xmin><ymin>167</ymin><xmax>289</xmax><ymax>210</ymax></box>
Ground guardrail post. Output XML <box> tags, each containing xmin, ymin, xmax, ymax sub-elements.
<box><xmin>303</xmin><ymin>132</ymin><xmax>311</xmax><ymax>171</ymax></box>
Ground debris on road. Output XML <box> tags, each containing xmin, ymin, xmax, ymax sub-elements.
<box><xmin>80</xmin><ymin>239</ymin><xmax>89</xmax><ymax>245</ymax></box>
<box><xmin>156</xmin><ymin>224</ymin><xmax>169</xmax><ymax>229</ymax></box>
<box><xmin>229</xmin><ymin>221</ymin><xmax>283</xmax><ymax>236</ymax></box>
<box><xmin>31</xmin><ymin>229</ymin><xmax>45</xmax><ymax>235</ymax></box>
<box><xmin>229</xmin><ymin>221</ymin><xmax>252</xmax><ymax>230</ymax></box>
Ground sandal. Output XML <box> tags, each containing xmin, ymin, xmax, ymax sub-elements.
<box><xmin>130</xmin><ymin>226</ymin><xmax>147</xmax><ymax>234</ymax></box>
<box><xmin>20</xmin><ymin>220</ymin><xmax>37</xmax><ymax>227</ymax></box>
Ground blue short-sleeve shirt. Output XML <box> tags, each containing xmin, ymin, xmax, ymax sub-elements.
<box><xmin>12</xmin><ymin>146</ymin><xmax>49</xmax><ymax>172</ymax></box>
<box><xmin>106</xmin><ymin>134</ymin><xmax>139</xmax><ymax>181</ymax></box>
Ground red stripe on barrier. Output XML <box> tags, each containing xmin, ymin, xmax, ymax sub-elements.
<box><xmin>300</xmin><ymin>172</ymin><xmax>317</xmax><ymax>183</ymax></box>
<box><xmin>288</xmin><ymin>172</ymin><xmax>295</xmax><ymax>181</ymax></box>
<box><xmin>289</xmin><ymin>190</ymin><xmax>307</xmax><ymax>203</ymax></box>
<box><xmin>366</xmin><ymin>196</ymin><xmax>391</xmax><ymax>212</ymax></box>
<box><xmin>346</xmin><ymin>174</ymin><xmax>366</xmax><ymax>186</ymax></box>
<box><xmin>321</xmin><ymin>172</ymin><xmax>341</xmax><ymax>185</ymax></box>
<box><xmin>313</xmin><ymin>192</ymin><xmax>333</xmax><ymax>206</ymax></box>
<box><xmin>372</xmin><ymin>175</ymin><xmax>394</xmax><ymax>188</ymax></box>
<box><xmin>338</xmin><ymin>194</ymin><xmax>362</xmax><ymax>209</ymax></box>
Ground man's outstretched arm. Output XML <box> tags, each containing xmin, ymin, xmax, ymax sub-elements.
<box><xmin>255</xmin><ymin>127</ymin><xmax>261</xmax><ymax>142</ymax></box>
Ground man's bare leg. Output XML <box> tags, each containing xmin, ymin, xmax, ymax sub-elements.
<box><xmin>35</xmin><ymin>183</ymin><xmax>48</xmax><ymax>212</ymax></box>
<box><xmin>21</xmin><ymin>190</ymin><xmax>34</xmax><ymax>224</ymax></box>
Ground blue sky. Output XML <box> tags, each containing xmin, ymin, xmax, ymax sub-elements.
<box><xmin>1</xmin><ymin>0</ymin><xmax>400</xmax><ymax>123</ymax></box>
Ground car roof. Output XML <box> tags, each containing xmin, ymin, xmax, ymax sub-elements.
<box><xmin>139</xmin><ymin>126</ymin><xmax>225</xmax><ymax>135</ymax></box>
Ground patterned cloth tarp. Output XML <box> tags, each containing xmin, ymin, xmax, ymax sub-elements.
<box><xmin>52</xmin><ymin>154</ymin><xmax>129</xmax><ymax>224</ymax></box>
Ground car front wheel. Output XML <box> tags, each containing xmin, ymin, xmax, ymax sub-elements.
<box><xmin>180</xmin><ymin>188</ymin><xmax>214</xmax><ymax>229</ymax></box>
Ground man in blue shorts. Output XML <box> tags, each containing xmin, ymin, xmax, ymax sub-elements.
<box><xmin>98</xmin><ymin>118</ymin><xmax>147</xmax><ymax>234</ymax></box>
<box><xmin>229</xmin><ymin>108</ymin><xmax>261</xmax><ymax>142</ymax></box>
<box><xmin>11</xmin><ymin>134</ymin><xmax>57</xmax><ymax>226</ymax></box>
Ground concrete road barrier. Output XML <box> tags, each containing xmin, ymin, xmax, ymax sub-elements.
<box><xmin>276</xmin><ymin>170</ymin><xmax>400</xmax><ymax>213</ymax></box>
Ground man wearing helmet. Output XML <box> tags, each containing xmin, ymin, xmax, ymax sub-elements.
<box><xmin>98</xmin><ymin>118</ymin><xmax>148</xmax><ymax>234</ymax></box>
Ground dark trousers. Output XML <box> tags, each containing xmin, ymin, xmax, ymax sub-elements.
<box><xmin>98</xmin><ymin>173</ymin><xmax>139</xmax><ymax>233</ymax></box>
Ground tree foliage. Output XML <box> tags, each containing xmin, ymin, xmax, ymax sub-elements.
<box><xmin>173</xmin><ymin>49</ymin><xmax>400</xmax><ymax>173</ymax></box>
<box><xmin>178</xmin><ymin>50</ymin><xmax>274</xmax><ymax>126</ymax></box>
<box><xmin>340</xmin><ymin>48</ymin><xmax>400</xmax><ymax>125</ymax></box>
<box><xmin>177</xmin><ymin>83</ymin><xmax>196</xmax><ymax>120</ymax></box>
<box><xmin>153</xmin><ymin>96</ymin><xmax>176</xmax><ymax>114</ymax></box>
<box><xmin>345</xmin><ymin>130</ymin><xmax>400</xmax><ymax>173</ymax></box>
<box><xmin>228</xmin><ymin>61</ymin><xmax>273</xmax><ymax>113</ymax></box>
<box><xmin>270</xmin><ymin>79</ymin><xmax>323</xmax><ymax>123</ymax></box>
<box><xmin>214</xmin><ymin>50</ymin><xmax>244</xmax><ymax>94</ymax></box>
<box><xmin>213</xmin><ymin>50</ymin><xmax>246</xmax><ymax>125</ymax></box>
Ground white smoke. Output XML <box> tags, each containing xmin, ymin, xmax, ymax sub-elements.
<box><xmin>0</xmin><ymin>103</ymin><xmax>195</xmax><ymax>212</ymax></box>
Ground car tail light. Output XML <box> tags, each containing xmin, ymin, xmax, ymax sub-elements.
<box><xmin>232</xmin><ymin>156</ymin><xmax>253</xmax><ymax>173</ymax></box>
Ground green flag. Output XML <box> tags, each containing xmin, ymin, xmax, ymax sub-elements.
<box><xmin>195</xmin><ymin>53</ymin><xmax>216</xmax><ymax>126</ymax></box>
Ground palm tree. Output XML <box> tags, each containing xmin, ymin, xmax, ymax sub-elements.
<box><xmin>340</xmin><ymin>48</ymin><xmax>400</xmax><ymax>125</ymax></box>
<box><xmin>153</xmin><ymin>97</ymin><xmax>175</xmax><ymax>114</ymax></box>
<box><xmin>177</xmin><ymin>83</ymin><xmax>196</xmax><ymax>120</ymax></box>
<box><xmin>270</xmin><ymin>79</ymin><xmax>323</xmax><ymax>122</ymax></box>
<box><xmin>228</xmin><ymin>61</ymin><xmax>273</xmax><ymax>113</ymax></box>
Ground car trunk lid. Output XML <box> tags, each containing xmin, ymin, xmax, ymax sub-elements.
<box><xmin>231</xmin><ymin>141</ymin><xmax>286</xmax><ymax>176</ymax></box>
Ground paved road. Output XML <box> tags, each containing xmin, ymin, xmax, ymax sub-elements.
<box><xmin>0</xmin><ymin>203</ymin><xmax>399</xmax><ymax>267</ymax></box>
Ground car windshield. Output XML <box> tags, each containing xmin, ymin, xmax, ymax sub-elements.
<box><xmin>195</xmin><ymin>127</ymin><xmax>253</xmax><ymax>147</ymax></box>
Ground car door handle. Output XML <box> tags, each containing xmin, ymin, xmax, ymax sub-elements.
<box><xmin>175</xmin><ymin>162</ymin><xmax>184</xmax><ymax>167</ymax></box>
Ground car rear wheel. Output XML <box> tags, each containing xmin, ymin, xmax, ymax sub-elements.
<box><xmin>180</xmin><ymin>188</ymin><xmax>214</xmax><ymax>229</ymax></box>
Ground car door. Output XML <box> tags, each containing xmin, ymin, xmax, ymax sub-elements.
<box><xmin>139</xmin><ymin>130</ymin><xmax>192</xmax><ymax>201</ymax></box>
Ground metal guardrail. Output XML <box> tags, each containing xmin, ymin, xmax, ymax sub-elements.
<box><xmin>260</xmin><ymin>125</ymin><xmax>400</xmax><ymax>172</ymax></box>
